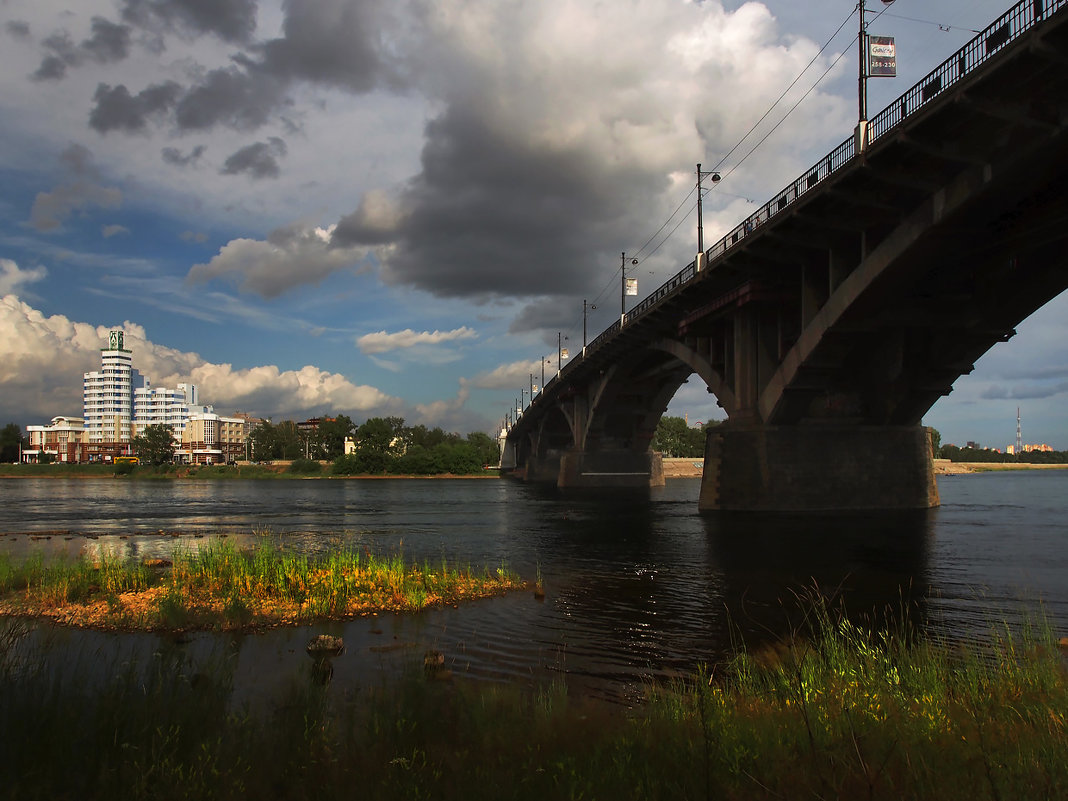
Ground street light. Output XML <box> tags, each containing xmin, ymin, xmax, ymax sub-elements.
<box><xmin>621</xmin><ymin>252</ymin><xmax>638</xmax><ymax>325</ymax></box>
<box><xmin>583</xmin><ymin>299</ymin><xmax>597</xmax><ymax>354</ymax></box>
<box><xmin>541</xmin><ymin>355</ymin><xmax>553</xmax><ymax>388</ymax></box>
<box><xmin>558</xmin><ymin>332</ymin><xmax>569</xmax><ymax>371</ymax></box>
<box><xmin>858</xmin><ymin>0</ymin><xmax>897</xmax><ymax>150</ymax></box>
<box><xmin>695</xmin><ymin>163</ymin><xmax>721</xmax><ymax>267</ymax></box>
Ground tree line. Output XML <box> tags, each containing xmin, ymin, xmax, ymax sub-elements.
<box><xmin>249</xmin><ymin>415</ymin><xmax>500</xmax><ymax>475</ymax></box>
<box><xmin>651</xmin><ymin>416</ymin><xmax>712</xmax><ymax>458</ymax></box>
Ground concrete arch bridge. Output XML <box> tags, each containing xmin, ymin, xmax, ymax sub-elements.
<box><xmin>503</xmin><ymin>0</ymin><xmax>1068</xmax><ymax>511</ymax></box>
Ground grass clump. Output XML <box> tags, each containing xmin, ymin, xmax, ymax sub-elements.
<box><xmin>1</xmin><ymin>600</ymin><xmax>1065</xmax><ymax>801</ymax></box>
<box><xmin>0</xmin><ymin>541</ymin><xmax>525</xmax><ymax>631</ymax></box>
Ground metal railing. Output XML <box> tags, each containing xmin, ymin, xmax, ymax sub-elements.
<box><xmin>513</xmin><ymin>0</ymin><xmax>1064</xmax><ymax>432</ymax></box>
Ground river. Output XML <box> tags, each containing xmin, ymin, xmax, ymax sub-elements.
<box><xmin>1</xmin><ymin>472</ymin><xmax>1065</xmax><ymax>704</ymax></box>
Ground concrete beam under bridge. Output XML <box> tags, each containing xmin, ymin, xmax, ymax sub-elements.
<box><xmin>699</xmin><ymin>424</ymin><xmax>939</xmax><ymax>512</ymax></box>
<box><xmin>559</xmin><ymin>450</ymin><xmax>665</xmax><ymax>489</ymax></box>
<box><xmin>517</xmin><ymin>449</ymin><xmax>666</xmax><ymax>489</ymax></box>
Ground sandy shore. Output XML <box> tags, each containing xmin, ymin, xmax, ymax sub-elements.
<box><xmin>662</xmin><ymin>457</ymin><xmax>704</xmax><ymax>478</ymax></box>
<box><xmin>664</xmin><ymin>458</ymin><xmax>1066</xmax><ymax>478</ymax></box>
<box><xmin>933</xmin><ymin>459</ymin><xmax>1068</xmax><ymax>474</ymax></box>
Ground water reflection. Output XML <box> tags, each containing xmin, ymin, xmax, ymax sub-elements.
<box><xmin>702</xmin><ymin>510</ymin><xmax>934</xmax><ymax>648</ymax></box>
<box><xmin>2</xmin><ymin>473</ymin><xmax>1065</xmax><ymax>703</ymax></box>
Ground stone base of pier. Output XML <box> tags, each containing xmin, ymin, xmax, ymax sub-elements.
<box><xmin>699</xmin><ymin>424</ymin><xmax>939</xmax><ymax>512</ymax></box>
<box><xmin>557</xmin><ymin>449</ymin><xmax>665</xmax><ymax>488</ymax></box>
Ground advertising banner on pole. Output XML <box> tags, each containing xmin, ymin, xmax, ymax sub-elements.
<box><xmin>625</xmin><ymin>278</ymin><xmax>638</xmax><ymax>296</ymax></box>
<box><xmin>868</xmin><ymin>35</ymin><xmax>897</xmax><ymax>77</ymax></box>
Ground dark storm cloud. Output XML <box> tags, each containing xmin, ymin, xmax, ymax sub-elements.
<box><xmin>32</xmin><ymin>31</ymin><xmax>77</xmax><ymax>80</ymax></box>
<box><xmin>89</xmin><ymin>81</ymin><xmax>182</xmax><ymax>133</ymax></box>
<box><xmin>173</xmin><ymin>67</ymin><xmax>284</xmax><ymax>131</ymax></box>
<box><xmin>258</xmin><ymin>0</ymin><xmax>397</xmax><ymax>92</ymax></box>
<box><xmin>161</xmin><ymin>144</ymin><xmax>206</xmax><ymax>167</ymax></box>
<box><xmin>220</xmin><ymin>137</ymin><xmax>287</xmax><ymax>179</ymax></box>
<box><xmin>70</xmin><ymin>0</ymin><xmax>397</xmax><ymax>140</ymax></box>
<box><xmin>6</xmin><ymin>21</ymin><xmax>31</xmax><ymax>40</ymax></box>
<box><xmin>32</xmin><ymin>54</ymin><xmax>68</xmax><ymax>81</ymax></box>
<box><xmin>32</xmin><ymin>18</ymin><xmax>131</xmax><ymax>80</ymax></box>
<box><xmin>120</xmin><ymin>0</ymin><xmax>258</xmax><ymax>44</ymax></box>
<box><xmin>333</xmin><ymin>102</ymin><xmax>639</xmax><ymax>301</ymax></box>
<box><xmin>81</xmin><ymin>17</ymin><xmax>133</xmax><ymax>64</ymax></box>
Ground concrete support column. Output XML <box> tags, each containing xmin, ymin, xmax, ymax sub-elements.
<box><xmin>699</xmin><ymin>423</ymin><xmax>939</xmax><ymax>511</ymax></box>
<box><xmin>558</xmin><ymin>449</ymin><xmax>665</xmax><ymax>488</ymax></box>
<box><xmin>526</xmin><ymin>451</ymin><xmax>564</xmax><ymax>483</ymax></box>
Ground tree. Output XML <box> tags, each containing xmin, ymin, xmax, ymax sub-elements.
<box><xmin>652</xmin><ymin>416</ymin><xmax>709</xmax><ymax>458</ymax></box>
<box><xmin>928</xmin><ymin>427</ymin><xmax>941</xmax><ymax>458</ymax></box>
<box><xmin>132</xmin><ymin>423</ymin><xmax>176</xmax><ymax>465</ymax></box>
<box><xmin>274</xmin><ymin>420</ymin><xmax>302</xmax><ymax>459</ymax></box>
<box><xmin>250</xmin><ymin>421</ymin><xmax>277</xmax><ymax>460</ymax></box>
<box><xmin>357</xmin><ymin>417</ymin><xmax>406</xmax><ymax>454</ymax></box>
<box><xmin>466</xmin><ymin>431</ymin><xmax>499</xmax><ymax>467</ymax></box>
<box><xmin>0</xmin><ymin>423</ymin><xmax>22</xmax><ymax>462</ymax></box>
<box><xmin>316</xmin><ymin>415</ymin><xmax>355</xmax><ymax>459</ymax></box>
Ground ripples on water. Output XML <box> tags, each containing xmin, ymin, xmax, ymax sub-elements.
<box><xmin>1</xmin><ymin>472</ymin><xmax>1065</xmax><ymax>702</ymax></box>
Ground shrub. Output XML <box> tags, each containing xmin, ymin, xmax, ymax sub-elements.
<box><xmin>287</xmin><ymin>458</ymin><xmax>322</xmax><ymax>475</ymax></box>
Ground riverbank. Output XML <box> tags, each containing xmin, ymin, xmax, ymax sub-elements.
<box><xmin>2</xmin><ymin>602</ymin><xmax>1064</xmax><ymax>800</ymax></box>
<box><xmin>934</xmin><ymin>459</ymin><xmax>1068</xmax><ymax>474</ymax></box>
<box><xmin>0</xmin><ymin>462</ymin><xmax>502</xmax><ymax>479</ymax></box>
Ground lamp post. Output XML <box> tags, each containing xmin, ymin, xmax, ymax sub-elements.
<box><xmin>695</xmin><ymin>164</ymin><xmax>721</xmax><ymax>265</ymax></box>
<box><xmin>858</xmin><ymin>0</ymin><xmax>897</xmax><ymax>150</ymax></box>
<box><xmin>557</xmin><ymin>332</ymin><xmax>569</xmax><ymax>371</ymax></box>
<box><xmin>620</xmin><ymin>252</ymin><xmax>638</xmax><ymax>325</ymax></box>
<box><xmin>583</xmin><ymin>299</ymin><xmax>597</xmax><ymax>354</ymax></box>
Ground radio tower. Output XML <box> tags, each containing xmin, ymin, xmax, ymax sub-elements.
<box><xmin>1016</xmin><ymin>407</ymin><xmax>1022</xmax><ymax>455</ymax></box>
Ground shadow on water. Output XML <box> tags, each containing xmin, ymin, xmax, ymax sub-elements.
<box><xmin>702</xmin><ymin>508</ymin><xmax>936</xmax><ymax>649</ymax></box>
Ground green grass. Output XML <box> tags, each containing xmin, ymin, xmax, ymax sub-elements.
<box><xmin>0</xmin><ymin>599</ymin><xmax>1064</xmax><ymax>801</ymax></box>
<box><xmin>0</xmin><ymin>540</ymin><xmax>526</xmax><ymax>630</ymax></box>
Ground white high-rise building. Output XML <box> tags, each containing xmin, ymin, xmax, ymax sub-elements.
<box><xmin>133</xmin><ymin>381</ymin><xmax>198</xmax><ymax>442</ymax></box>
<box><xmin>83</xmin><ymin>330</ymin><xmax>145</xmax><ymax>457</ymax></box>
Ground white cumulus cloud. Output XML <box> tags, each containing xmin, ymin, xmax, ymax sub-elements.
<box><xmin>0</xmin><ymin>259</ymin><xmax>47</xmax><ymax>296</ymax></box>
<box><xmin>356</xmin><ymin>326</ymin><xmax>478</xmax><ymax>354</ymax></box>
<box><xmin>0</xmin><ymin>295</ymin><xmax>402</xmax><ymax>424</ymax></box>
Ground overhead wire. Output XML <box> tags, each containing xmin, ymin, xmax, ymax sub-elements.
<box><xmin>562</xmin><ymin>4</ymin><xmax>862</xmax><ymax>350</ymax></box>
<box><xmin>631</xmin><ymin>5</ymin><xmax>858</xmax><ymax>269</ymax></box>
<box><xmin>556</xmin><ymin>1</ymin><xmax>973</xmax><ymax>376</ymax></box>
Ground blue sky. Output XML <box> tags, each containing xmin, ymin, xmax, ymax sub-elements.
<box><xmin>1</xmin><ymin>0</ymin><xmax>1064</xmax><ymax>450</ymax></box>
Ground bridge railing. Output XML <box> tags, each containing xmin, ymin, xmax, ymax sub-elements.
<box><xmin>528</xmin><ymin>0</ymin><xmax>1063</xmax><ymax>427</ymax></box>
<box><xmin>869</xmin><ymin>0</ymin><xmax>1064</xmax><ymax>142</ymax></box>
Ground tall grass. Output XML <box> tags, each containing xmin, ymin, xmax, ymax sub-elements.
<box><xmin>0</xmin><ymin>541</ymin><xmax>524</xmax><ymax>630</ymax></box>
<box><xmin>1</xmin><ymin>599</ymin><xmax>1065</xmax><ymax>801</ymax></box>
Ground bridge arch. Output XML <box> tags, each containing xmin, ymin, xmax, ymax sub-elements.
<box><xmin>505</xmin><ymin>0</ymin><xmax>1068</xmax><ymax>508</ymax></box>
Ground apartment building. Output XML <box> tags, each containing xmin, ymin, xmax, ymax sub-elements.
<box><xmin>26</xmin><ymin>329</ymin><xmax>248</xmax><ymax>464</ymax></box>
<box><xmin>24</xmin><ymin>416</ymin><xmax>86</xmax><ymax>463</ymax></box>
<box><xmin>82</xmin><ymin>329</ymin><xmax>145</xmax><ymax>461</ymax></box>
<box><xmin>133</xmin><ymin>381</ymin><xmax>198</xmax><ymax>442</ymax></box>
<box><xmin>180</xmin><ymin>410</ymin><xmax>246</xmax><ymax>465</ymax></box>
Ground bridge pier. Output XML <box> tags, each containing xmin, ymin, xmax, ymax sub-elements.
<box><xmin>526</xmin><ymin>451</ymin><xmax>564</xmax><ymax>483</ymax></box>
<box><xmin>559</xmin><ymin>449</ymin><xmax>665</xmax><ymax>489</ymax></box>
<box><xmin>699</xmin><ymin>424</ymin><xmax>938</xmax><ymax>512</ymax></box>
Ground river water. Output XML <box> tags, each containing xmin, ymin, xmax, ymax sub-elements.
<box><xmin>1</xmin><ymin>472</ymin><xmax>1065</xmax><ymax>704</ymax></box>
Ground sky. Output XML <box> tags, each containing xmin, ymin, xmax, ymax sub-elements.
<box><xmin>1</xmin><ymin>0</ymin><xmax>1064</xmax><ymax>450</ymax></box>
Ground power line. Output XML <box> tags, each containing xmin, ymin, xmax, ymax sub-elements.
<box><xmin>631</xmin><ymin>6</ymin><xmax>857</xmax><ymax>267</ymax></box>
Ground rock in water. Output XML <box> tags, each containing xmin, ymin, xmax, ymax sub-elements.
<box><xmin>306</xmin><ymin>634</ymin><xmax>345</xmax><ymax>657</ymax></box>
